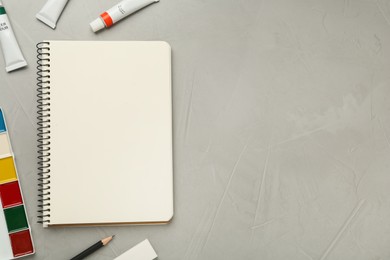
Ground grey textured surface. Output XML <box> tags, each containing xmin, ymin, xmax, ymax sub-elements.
<box><xmin>1</xmin><ymin>0</ymin><xmax>390</xmax><ymax>259</ymax></box>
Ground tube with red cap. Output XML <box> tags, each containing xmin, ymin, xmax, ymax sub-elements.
<box><xmin>90</xmin><ymin>0</ymin><xmax>159</xmax><ymax>33</ymax></box>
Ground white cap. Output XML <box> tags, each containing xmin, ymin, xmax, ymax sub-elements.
<box><xmin>90</xmin><ymin>18</ymin><xmax>105</xmax><ymax>33</ymax></box>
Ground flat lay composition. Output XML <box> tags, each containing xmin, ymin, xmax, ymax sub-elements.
<box><xmin>1</xmin><ymin>0</ymin><xmax>390</xmax><ymax>259</ymax></box>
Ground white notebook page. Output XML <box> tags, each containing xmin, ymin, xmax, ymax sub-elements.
<box><xmin>46</xmin><ymin>41</ymin><xmax>173</xmax><ymax>226</ymax></box>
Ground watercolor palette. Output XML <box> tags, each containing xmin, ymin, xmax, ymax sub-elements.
<box><xmin>0</xmin><ymin>109</ymin><xmax>34</xmax><ymax>259</ymax></box>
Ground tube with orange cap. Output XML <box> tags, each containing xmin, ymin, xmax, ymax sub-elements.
<box><xmin>90</xmin><ymin>0</ymin><xmax>159</xmax><ymax>33</ymax></box>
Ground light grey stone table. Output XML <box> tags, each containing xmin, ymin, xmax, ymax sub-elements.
<box><xmin>1</xmin><ymin>0</ymin><xmax>390</xmax><ymax>259</ymax></box>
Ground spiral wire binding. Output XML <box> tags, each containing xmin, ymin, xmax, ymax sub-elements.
<box><xmin>37</xmin><ymin>42</ymin><xmax>51</xmax><ymax>224</ymax></box>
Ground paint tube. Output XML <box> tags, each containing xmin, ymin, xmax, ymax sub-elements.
<box><xmin>0</xmin><ymin>1</ymin><xmax>27</xmax><ymax>72</ymax></box>
<box><xmin>90</xmin><ymin>0</ymin><xmax>159</xmax><ymax>33</ymax></box>
<box><xmin>36</xmin><ymin>0</ymin><xmax>69</xmax><ymax>29</ymax></box>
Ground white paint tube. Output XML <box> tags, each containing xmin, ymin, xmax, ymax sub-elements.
<box><xmin>90</xmin><ymin>0</ymin><xmax>159</xmax><ymax>33</ymax></box>
<box><xmin>0</xmin><ymin>1</ymin><xmax>27</xmax><ymax>72</ymax></box>
<box><xmin>36</xmin><ymin>0</ymin><xmax>69</xmax><ymax>29</ymax></box>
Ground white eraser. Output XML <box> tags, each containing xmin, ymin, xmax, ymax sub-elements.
<box><xmin>114</xmin><ymin>239</ymin><xmax>157</xmax><ymax>260</ymax></box>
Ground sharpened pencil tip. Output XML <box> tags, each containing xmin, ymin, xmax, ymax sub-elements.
<box><xmin>102</xmin><ymin>235</ymin><xmax>115</xmax><ymax>246</ymax></box>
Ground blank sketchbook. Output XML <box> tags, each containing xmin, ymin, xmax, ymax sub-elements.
<box><xmin>36</xmin><ymin>41</ymin><xmax>173</xmax><ymax>227</ymax></box>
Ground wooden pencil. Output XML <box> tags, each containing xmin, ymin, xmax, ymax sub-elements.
<box><xmin>70</xmin><ymin>235</ymin><xmax>115</xmax><ymax>260</ymax></box>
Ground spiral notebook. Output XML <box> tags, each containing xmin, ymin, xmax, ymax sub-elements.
<box><xmin>36</xmin><ymin>41</ymin><xmax>173</xmax><ymax>227</ymax></box>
